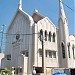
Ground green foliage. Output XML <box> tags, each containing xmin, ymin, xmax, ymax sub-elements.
<box><xmin>1</xmin><ymin>68</ymin><xmax>10</xmax><ymax>75</ymax></box>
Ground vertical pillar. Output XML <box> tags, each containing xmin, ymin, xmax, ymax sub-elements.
<box><xmin>28</xmin><ymin>24</ymin><xmax>33</xmax><ymax>75</ymax></box>
<box><xmin>33</xmin><ymin>23</ymin><xmax>38</xmax><ymax>67</ymax></box>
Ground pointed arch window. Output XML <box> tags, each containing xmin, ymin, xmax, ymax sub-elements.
<box><xmin>45</xmin><ymin>30</ymin><xmax>47</xmax><ymax>41</ymax></box>
<box><xmin>61</xmin><ymin>42</ymin><xmax>65</xmax><ymax>58</ymax></box>
<box><xmin>49</xmin><ymin>32</ymin><xmax>51</xmax><ymax>42</ymax></box>
<box><xmin>72</xmin><ymin>45</ymin><xmax>75</xmax><ymax>59</ymax></box>
<box><xmin>68</xmin><ymin>43</ymin><xmax>70</xmax><ymax>58</ymax></box>
<box><xmin>53</xmin><ymin>33</ymin><xmax>55</xmax><ymax>42</ymax></box>
<box><xmin>40</xmin><ymin>29</ymin><xmax>43</xmax><ymax>41</ymax></box>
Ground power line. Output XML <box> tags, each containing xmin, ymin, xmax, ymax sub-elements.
<box><xmin>0</xmin><ymin>32</ymin><xmax>40</xmax><ymax>39</ymax></box>
<box><xmin>59</xmin><ymin>0</ymin><xmax>75</xmax><ymax>12</ymax></box>
<box><xmin>0</xmin><ymin>33</ymin><xmax>39</xmax><ymax>35</ymax></box>
<box><xmin>62</xmin><ymin>2</ymin><xmax>75</xmax><ymax>12</ymax></box>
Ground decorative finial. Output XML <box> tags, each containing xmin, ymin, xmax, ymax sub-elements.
<box><xmin>18</xmin><ymin>0</ymin><xmax>22</xmax><ymax>10</ymax></box>
<box><xmin>34</xmin><ymin>9</ymin><xmax>38</xmax><ymax>13</ymax></box>
<box><xmin>59</xmin><ymin>0</ymin><xmax>62</xmax><ymax>2</ymax></box>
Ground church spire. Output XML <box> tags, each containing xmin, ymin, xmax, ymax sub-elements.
<box><xmin>59</xmin><ymin>0</ymin><xmax>66</xmax><ymax>19</ymax></box>
<box><xmin>18</xmin><ymin>0</ymin><xmax>22</xmax><ymax>10</ymax></box>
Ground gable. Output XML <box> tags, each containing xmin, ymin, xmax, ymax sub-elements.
<box><xmin>37</xmin><ymin>17</ymin><xmax>56</xmax><ymax>33</ymax></box>
<box><xmin>7</xmin><ymin>9</ymin><xmax>33</xmax><ymax>33</ymax></box>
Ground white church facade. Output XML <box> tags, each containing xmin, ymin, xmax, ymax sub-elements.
<box><xmin>1</xmin><ymin>0</ymin><xmax>75</xmax><ymax>75</ymax></box>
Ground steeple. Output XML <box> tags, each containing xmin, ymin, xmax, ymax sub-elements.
<box><xmin>18</xmin><ymin>0</ymin><xmax>22</xmax><ymax>10</ymax></box>
<box><xmin>58</xmin><ymin>0</ymin><xmax>69</xmax><ymax>68</ymax></box>
<box><xmin>59</xmin><ymin>0</ymin><xmax>66</xmax><ymax>19</ymax></box>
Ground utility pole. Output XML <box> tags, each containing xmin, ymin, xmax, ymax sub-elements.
<box><xmin>0</xmin><ymin>24</ymin><xmax>5</xmax><ymax>53</ymax></box>
<box><xmin>41</xmin><ymin>32</ymin><xmax>46</xmax><ymax>73</ymax></box>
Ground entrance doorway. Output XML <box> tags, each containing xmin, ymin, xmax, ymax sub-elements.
<box><xmin>35</xmin><ymin>67</ymin><xmax>42</xmax><ymax>73</ymax></box>
<box><xmin>71</xmin><ymin>69</ymin><xmax>75</xmax><ymax>75</ymax></box>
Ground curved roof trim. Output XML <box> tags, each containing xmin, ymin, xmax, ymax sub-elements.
<box><xmin>69</xmin><ymin>34</ymin><xmax>75</xmax><ymax>37</ymax></box>
<box><xmin>69</xmin><ymin>34</ymin><xmax>75</xmax><ymax>42</ymax></box>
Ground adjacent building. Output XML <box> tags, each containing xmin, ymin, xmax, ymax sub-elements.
<box><xmin>1</xmin><ymin>0</ymin><xmax>75</xmax><ymax>75</ymax></box>
<box><xmin>0</xmin><ymin>53</ymin><xmax>4</xmax><ymax>69</ymax></box>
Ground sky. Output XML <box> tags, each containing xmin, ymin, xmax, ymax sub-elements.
<box><xmin>0</xmin><ymin>0</ymin><xmax>75</xmax><ymax>51</ymax></box>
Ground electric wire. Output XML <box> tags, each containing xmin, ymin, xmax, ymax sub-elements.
<box><xmin>59</xmin><ymin>0</ymin><xmax>75</xmax><ymax>12</ymax></box>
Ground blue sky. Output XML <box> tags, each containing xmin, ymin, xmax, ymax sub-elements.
<box><xmin>0</xmin><ymin>0</ymin><xmax>75</xmax><ymax>51</ymax></box>
<box><xmin>0</xmin><ymin>0</ymin><xmax>75</xmax><ymax>34</ymax></box>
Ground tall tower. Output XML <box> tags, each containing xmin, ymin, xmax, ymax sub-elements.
<box><xmin>58</xmin><ymin>0</ymin><xmax>69</xmax><ymax>68</ymax></box>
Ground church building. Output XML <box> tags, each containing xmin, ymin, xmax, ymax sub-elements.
<box><xmin>1</xmin><ymin>0</ymin><xmax>75</xmax><ymax>75</ymax></box>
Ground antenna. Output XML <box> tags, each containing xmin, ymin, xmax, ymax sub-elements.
<box><xmin>0</xmin><ymin>24</ymin><xmax>5</xmax><ymax>53</ymax></box>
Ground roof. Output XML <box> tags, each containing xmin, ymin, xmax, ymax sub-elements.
<box><xmin>32</xmin><ymin>9</ymin><xmax>45</xmax><ymax>23</ymax></box>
